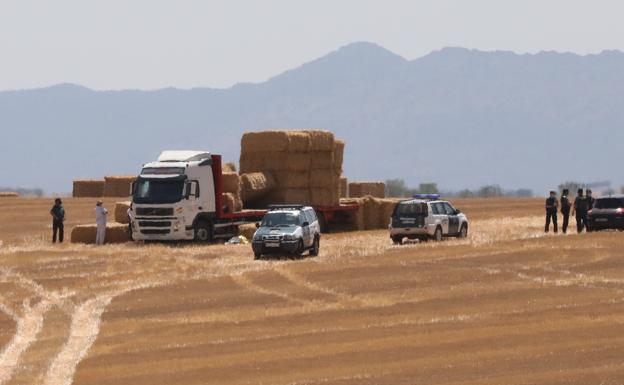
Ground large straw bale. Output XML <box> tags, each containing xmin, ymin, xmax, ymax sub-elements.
<box><xmin>309</xmin><ymin>169</ymin><xmax>339</xmax><ymax>188</ymax></box>
<box><xmin>307</xmin><ymin>130</ymin><xmax>335</xmax><ymax>151</ymax></box>
<box><xmin>222</xmin><ymin>172</ymin><xmax>241</xmax><ymax>194</ymax></box>
<box><xmin>222</xmin><ymin>192</ymin><xmax>243</xmax><ymax>213</ymax></box>
<box><xmin>241</xmin><ymin>131</ymin><xmax>290</xmax><ymax>153</ymax></box>
<box><xmin>287</xmin><ymin>131</ymin><xmax>311</xmax><ymax>152</ymax></box>
<box><xmin>71</xmin><ymin>223</ymin><xmax>130</xmax><ymax>244</ymax></box>
<box><xmin>362</xmin><ymin>196</ymin><xmax>382</xmax><ymax>230</ymax></box>
<box><xmin>0</xmin><ymin>192</ymin><xmax>19</xmax><ymax>198</ymax></box>
<box><xmin>340</xmin><ymin>177</ymin><xmax>348</xmax><ymax>198</ymax></box>
<box><xmin>340</xmin><ymin>197</ymin><xmax>365</xmax><ymax>231</ymax></box>
<box><xmin>348</xmin><ymin>181</ymin><xmax>386</xmax><ymax>198</ymax></box>
<box><xmin>73</xmin><ymin>180</ymin><xmax>105</xmax><ymax>197</ymax></box>
<box><xmin>103</xmin><ymin>176</ymin><xmax>136</xmax><ymax>197</ymax></box>
<box><xmin>222</xmin><ymin>162</ymin><xmax>237</xmax><ymax>172</ymax></box>
<box><xmin>240</xmin><ymin>172</ymin><xmax>276</xmax><ymax>201</ymax></box>
<box><xmin>114</xmin><ymin>201</ymin><xmax>131</xmax><ymax>224</ymax></box>
<box><xmin>310</xmin><ymin>151</ymin><xmax>334</xmax><ymax>169</ymax></box>
<box><xmin>270</xmin><ymin>189</ymin><xmax>310</xmax><ymax>204</ymax></box>
<box><xmin>333</xmin><ymin>140</ymin><xmax>345</xmax><ymax>174</ymax></box>
<box><xmin>238</xmin><ymin>223</ymin><xmax>258</xmax><ymax>240</ymax></box>
<box><xmin>378</xmin><ymin>199</ymin><xmax>398</xmax><ymax>229</ymax></box>
<box><xmin>309</xmin><ymin>188</ymin><xmax>339</xmax><ymax>207</ymax></box>
<box><xmin>240</xmin><ymin>152</ymin><xmax>311</xmax><ymax>173</ymax></box>
<box><xmin>272</xmin><ymin>171</ymin><xmax>310</xmax><ymax>188</ymax></box>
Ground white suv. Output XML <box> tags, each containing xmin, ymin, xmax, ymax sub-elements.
<box><xmin>389</xmin><ymin>196</ymin><xmax>469</xmax><ymax>244</ymax></box>
<box><xmin>252</xmin><ymin>205</ymin><xmax>321</xmax><ymax>259</ymax></box>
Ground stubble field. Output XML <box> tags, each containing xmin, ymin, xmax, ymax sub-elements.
<box><xmin>1</xmin><ymin>197</ymin><xmax>624</xmax><ymax>385</ymax></box>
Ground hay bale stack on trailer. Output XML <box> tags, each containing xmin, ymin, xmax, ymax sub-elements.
<box><xmin>114</xmin><ymin>201</ymin><xmax>131</xmax><ymax>224</ymax></box>
<box><xmin>240</xmin><ymin>172</ymin><xmax>276</xmax><ymax>201</ymax></box>
<box><xmin>103</xmin><ymin>176</ymin><xmax>136</xmax><ymax>197</ymax></box>
<box><xmin>239</xmin><ymin>130</ymin><xmax>344</xmax><ymax>207</ymax></box>
<box><xmin>348</xmin><ymin>181</ymin><xmax>386</xmax><ymax>198</ymax></box>
<box><xmin>70</xmin><ymin>223</ymin><xmax>130</xmax><ymax>244</ymax></box>
<box><xmin>73</xmin><ymin>180</ymin><xmax>105</xmax><ymax>197</ymax></box>
<box><xmin>339</xmin><ymin>176</ymin><xmax>348</xmax><ymax>198</ymax></box>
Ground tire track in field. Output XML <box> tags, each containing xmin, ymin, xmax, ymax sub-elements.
<box><xmin>275</xmin><ymin>267</ymin><xmax>364</xmax><ymax>307</ymax></box>
<box><xmin>229</xmin><ymin>273</ymin><xmax>308</xmax><ymax>306</ymax></box>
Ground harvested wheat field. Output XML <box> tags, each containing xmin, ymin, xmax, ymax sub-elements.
<box><xmin>1</xmin><ymin>197</ymin><xmax>624</xmax><ymax>385</ymax></box>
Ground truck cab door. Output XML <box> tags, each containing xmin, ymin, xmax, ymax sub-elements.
<box><xmin>185</xmin><ymin>181</ymin><xmax>200</xmax><ymax>214</ymax></box>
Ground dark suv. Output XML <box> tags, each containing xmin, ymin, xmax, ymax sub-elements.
<box><xmin>588</xmin><ymin>195</ymin><xmax>624</xmax><ymax>231</ymax></box>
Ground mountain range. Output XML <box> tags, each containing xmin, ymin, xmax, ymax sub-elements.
<box><xmin>2</xmin><ymin>42</ymin><xmax>623</xmax><ymax>194</ymax></box>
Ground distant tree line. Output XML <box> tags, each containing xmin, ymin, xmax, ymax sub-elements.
<box><xmin>385</xmin><ymin>179</ymin><xmax>533</xmax><ymax>198</ymax></box>
<box><xmin>0</xmin><ymin>187</ymin><xmax>44</xmax><ymax>197</ymax></box>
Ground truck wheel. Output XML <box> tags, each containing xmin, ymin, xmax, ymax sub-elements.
<box><xmin>458</xmin><ymin>224</ymin><xmax>468</xmax><ymax>238</ymax></box>
<box><xmin>194</xmin><ymin>220</ymin><xmax>213</xmax><ymax>242</ymax></box>
<box><xmin>431</xmin><ymin>227</ymin><xmax>443</xmax><ymax>242</ymax></box>
<box><xmin>391</xmin><ymin>236</ymin><xmax>403</xmax><ymax>245</ymax></box>
<box><xmin>309</xmin><ymin>236</ymin><xmax>320</xmax><ymax>256</ymax></box>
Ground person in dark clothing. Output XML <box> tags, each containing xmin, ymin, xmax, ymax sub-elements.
<box><xmin>572</xmin><ymin>188</ymin><xmax>589</xmax><ymax>233</ymax></box>
<box><xmin>545</xmin><ymin>191</ymin><xmax>559</xmax><ymax>233</ymax></box>
<box><xmin>50</xmin><ymin>198</ymin><xmax>65</xmax><ymax>243</ymax></box>
<box><xmin>560</xmin><ymin>189</ymin><xmax>571</xmax><ymax>234</ymax></box>
<box><xmin>586</xmin><ymin>189</ymin><xmax>595</xmax><ymax>211</ymax></box>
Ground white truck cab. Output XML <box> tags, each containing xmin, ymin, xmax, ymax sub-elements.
<box><xmin>131</xmin><ymin>151</ymin><xmax>265</xmax><ymax>242</ymax></box>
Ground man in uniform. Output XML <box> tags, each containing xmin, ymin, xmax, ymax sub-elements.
<box><xmin>49</xmin><ymin>198</ymin><xmax>65</xmax><ymax>243</ymax></box>
<box><xmin>545</xmin><ymin>191</ymin><xmax>559</xmax><ymax>233</ymax></box>
<box><xmin>586</xmin><ymin>189</ymin><xmax>595</xmax><ymax>211</ymax></box>
<box><xmin>95</xmin><ymin>200</ymin><xmax>108</xmax><ymax>245</ymax></box>
<box><xmin>572</xmin><ymin>188</ymin><xmax>589</xmax><ymax>233</ymax></box>
<box><xmin>560</xmin><ymin>189</ymin><xmax>571</xmax><ymax>234</ymax></box>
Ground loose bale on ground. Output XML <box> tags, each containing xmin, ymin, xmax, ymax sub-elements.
<box><xmin>114</xmin><ymin>201</ymin><xmax>131</xmax><ymax>224</ymax></box>
<box><xmin>349</xmin><ymin>181</ymin><xmax>386</xmax><ymax>198</ymax></box>
<box><xmin>0</xmin><ymin>192</ymin><xmax>19</xmax><ymax>198</ymax></box>
<box><xmin>73</xmin><ymin>180</ymin><xmax>105</xmax><ymax>197</ymax></box>
<box><xmin>222</xmin><ymin>192</ymin><xmax>243</xmax><ymax>213</ymax></box>
<box><xmin>340</xmin><ymin>177</ymin><xmax>348</xmax><ymax>198</ymax></box>
<box><xmin>240</xmin><ymin>172</ymin><xmax>276</xmax><ymax>201</ymax></box>
<box><xmin>71</xmin><ymin>223</ymin><xmax>130</xmax><ymax>244</ymax></box>
<box><xmin>103</xmin><ymin>176</ymin><xmax>136</xmax><ymax>197</ymax></box>
<box><xmin>238</xmin><ymin>223</ymin><xmax>258</xmax><ymax>240</ymax></box>
<box><xmin>222</xmin><ymin>172</ymin><xmax>241</xmax><ymax>194</ymax></box>
<box><xmin>222</xmin><ymin>162</ymin><xmax>237</xmax><ymax>172</ymax></box>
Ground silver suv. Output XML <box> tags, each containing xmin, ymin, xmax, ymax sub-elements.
<box><xmin>389</xmin><ymin>195</ymin><xmax>469</xmax><ymax>244</ymax></box>
<box><xmin>252</xmin><ymin>205</ymin><xmax>321</xmax><ymax>259</ymax></box>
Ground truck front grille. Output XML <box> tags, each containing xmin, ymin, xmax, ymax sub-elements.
<box><xmin>138</xmin><ymin>221</ymin><xmax>172</xmax><ymax>228</ymax></box>
<box><xmin>135</xmin><ymin>207</ymin><xmax>174</xmax><ymax>216</ymax></box>
<box><xmin>140</xmin><ymin>229</ymin><xmax>171</xmax><ymax>235</ymax></box>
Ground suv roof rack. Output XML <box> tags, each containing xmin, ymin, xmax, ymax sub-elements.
<box><xmin>412</xmin><ymin>194</ymin><xmax>440</xmax><ymax>200</ymax></box>
<box><xmin>268</xmin><ymin>204</ymin><xmax>305</xmax><ymax>211</ymax></box>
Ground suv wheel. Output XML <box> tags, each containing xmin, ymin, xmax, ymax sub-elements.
<box><xmin>432</xmin><ymin>227</ymin><xmax>443</xmax><ymax>242</ymax></box>
<box><xmin>309</xmin><ymin>236</ymin><xmax>320</xmax><ymax>256</ymax></box>
<box><xmin>458</xmin><ymin>224</ymin><xmax>468</xmax><ymax>238</ymax></box>
<box><xmin>194</xmin><ymin>220</ymin><xmax>213</xmax><ymax>242</ymax></box>
<box><xmin>391</xmin><ymin>235</ymin><xmax>403</xmax><ymax>245</ymax></box>
<box><xmin>254</xmin><ymin>253</ymin><xmax>262</xmax><ymax>260</ymax></box>
<box><xmin>296</xmin><ymin>239</ymin><xmax>305</xmax><ymax>255</ymax></box>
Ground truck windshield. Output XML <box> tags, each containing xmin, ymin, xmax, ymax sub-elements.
<box><xmin>133</xmin><ymin>179</ymin><xmax>185</xmax><ymax>204</ymax></box>
<box><xmin>261</xmin><ymin>212</ymin><xmax>300</xmax><ymax>227</ymax></box>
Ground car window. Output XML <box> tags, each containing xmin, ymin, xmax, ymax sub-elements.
<box><xmin>432</xmin><ymin>203</ymin><xmax>445</xmax><ymax>215</ymax></box>
<box><xmin>394</xmin><ymin>203</ymin><xmax>425</xmax><ymax>216</ymax></box>
<box><xmin>261</xmin><ymin>212</ymin><xmax>300</xmax><ymax>227</ymax></box>
<box><xmin>444</xmin><ymin>203</ymin><xmax>456</xmax><ymax>215</ymax></box>
<box><xmin>302</xmin><ymin>210</ymin><xmax>312</xmax><ymax>224</ymax></box>
<box><xmin>307</xmin><ymin>209</ymin><xmax>318</xmax><ymax>222</ymax></box>
<box><xmin>594</xmin><ymin>198</ymin><xmax>624</xmax><ymax>209</ymax></box>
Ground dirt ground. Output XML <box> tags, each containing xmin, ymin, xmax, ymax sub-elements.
<box><xmin>1</xmin><ymin>197</ymin><xmax>623</xmax><ymax>385</ymax></box>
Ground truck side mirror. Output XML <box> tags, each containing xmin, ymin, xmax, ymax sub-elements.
<box><xmin>131</xmin><ymin>181</ymin><xmax>136</xmax><ymax>195</ymax></box>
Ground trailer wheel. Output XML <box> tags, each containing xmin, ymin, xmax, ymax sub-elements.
<box><xmin>194</xmin><ymin>220</ymin><xmax>213</xmax><ymax>242</ymax></box>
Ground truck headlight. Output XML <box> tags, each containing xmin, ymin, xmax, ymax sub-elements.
<box><xmin>173</xmin><ymin>221</ymin><xmax>180</xmax><ymax>231</ymax></box>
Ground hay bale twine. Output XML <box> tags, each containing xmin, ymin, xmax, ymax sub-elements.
<box><xmin>103</xmin><ymin>176</ymin><xmax>136</xmax><ymax>197</ymax></box>
<box><xmin>71</xmin><ymin>223</ymin><xmax>130</xmax><ymax>244</ymax></box>
<box><xmin>0</xmin><ymin>192</ymin><xmax>19</xmax><ymax>198</ymax></box>
<box><xmin>222</xmin><ymin>172</ymin><xmax>241</xmax><ymax>194</ymax></box>
<box><xmin>241</xmin><ymin>131</ymin><xmax>290</xmax><ymax>153</ymax></box>
<box><xmin>73</xmin><ymin>180</ymin><xmax>105</xmax><ymax>197</ymax></box>
<box><xmin>240</xmin><ymin>172</ymin><xmax>276</xmax><ymax>202</ymax></box>
<box><xmin>114</xmin><ymin>201</ymin><xmax>131</xmax><ymax>224</ymax></box>
<box><xmin>238</xmin><ymin>223</ymin><xmax>258</xmax><ymax>240</ymax></box>
<box><xmin>348</xmin><ymin>181</ymin><xmax>386</xmax><ymax>198</ymax></box>
<box><xmin>340</xmin><ymin>176</ymin><xmax>348</xmax><ymax>198</ymax></box>
<box><xmin>222</xmin><ymin>192</ymin><xmax>243</xmax><ymax>213</ymax></box>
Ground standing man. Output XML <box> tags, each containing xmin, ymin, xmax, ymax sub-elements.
<box><xmin>572</xmin><ymin>188</ymin><xmax>589</xmax><ymax>233</ymax></box>
<box><xmin>586</xmin><ymin>189</ymin><xmax>595</xmax><ymax>211</ymax></box>
<box><xmin>545</xmin><ymin>191</ymin><xmax>559</xmax><ymax>233</ymax></box>
<box><xmin>560</xmin><ymin>189</ymin><xmax>571</xmax><ymax>234</ymax></box>
<box><xmin>50</xmin><ymin>198</ymin><xmax>65</xmax><ymax>243</ymax></box>
<box><xmin>95</xmin><ymin>200</ymin><xmax>108</xmax><ymax>245</ymax></box>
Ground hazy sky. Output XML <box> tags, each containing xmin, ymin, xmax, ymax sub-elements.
<box><xmin>1</xmin><ymin>0</ymin><xmax>623</xmax><ymax>91</ymax></box>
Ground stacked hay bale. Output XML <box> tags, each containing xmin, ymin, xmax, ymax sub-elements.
<box><xmin>339</xmin><ymin>176</ymin><xmax>348</xmax><ymax>198</ymax></box>
<box><xmin>114</xmin><ymin>201</ymin><xmax>131</xmax><ymax>224</ymax></box>
<box><xmin>241</xmin><ymin>172</ymin><xmax>276</xmax><ymax>202</ymax></box>
<box><xmin>348</xmin><ymin>181</ymin><xmax>386</xmax><ymax>198</ymax></box>
<box><xmin>70</xmin><ymin>223</ymin><xmax>130</xmax><ymax>244</ymax></box>
<box><xmin>221</xmin><ymin>172</ymin><xmax>243</xmax><ymax>212</ymax></box>
<box><xmin>239</xmin><ymin>130</ymin><xmax>343</xmax><ymax>207</ymax></box>
<box><xmin>103</xmin><ymin>176</ymin><xmax>136</xmax><ymax>197</ymax></box>
<box><xmin>339</xmin><ymin>196</ymin><xmax>399</xmax><ymax>231</ymax></box>
<box><xmin>222</xmin><ymin>162</ymin><xmax>237</xmax><ymax>172</ymax></box>
<box><xmin>73</xmin><ymin>180</ymin><xmax>105</xmax><ymax>197</ymax></box>
<box><xmin>0</xmin><ymin>192</ymin><xmax>19</xmax><ymax>198</ymax></box>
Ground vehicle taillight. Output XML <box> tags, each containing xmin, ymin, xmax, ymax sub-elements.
<box><xmin>617</xmin><ymin>208</ymin><xmax>624</xmax><ymax>214</ymax></box>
